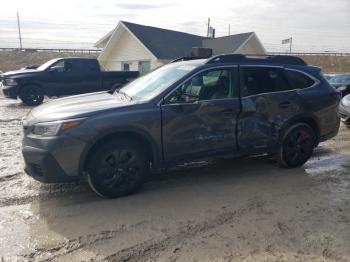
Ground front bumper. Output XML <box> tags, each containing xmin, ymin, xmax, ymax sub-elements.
<box><xmin>22</xmin><ymin>134</ymin><xmax>87</xmax><ymax>183</ymax></box>
<box><xmin>23</xmin><ymin>146</ymin><xmax>80</xmax><ymax>183</ymax></box>
<box><xmin>1</xmin><ymin>83</ymin><xmax>18</xmax><ymax>99</ymax></box>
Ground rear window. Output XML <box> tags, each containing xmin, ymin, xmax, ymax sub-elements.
<box><xmin>286</xmin><ymin>70</ymin><xmax>315</xmax><ymax>89</ymax></box>
<box><xmin>74</xmin><ymin>60</ymin><xmax>99</xmax><ymax>72</ymax></box>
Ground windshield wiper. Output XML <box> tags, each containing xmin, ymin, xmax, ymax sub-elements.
<box><xmin>117</xmin><ymin>90</ymin><xmax>132</xmax><ymax>101</ymax></box>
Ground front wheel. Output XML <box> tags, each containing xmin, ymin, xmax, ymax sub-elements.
<box><xmin>87</xmin><ymin>139</ymin><xmax>149</xmax><ymax>198</ymax></box>
<box><xmin>277</xmin><ymin>123</ymin><xmax>316</xmax><ymax>168</ymax></box>
<box><xmin>19</xmin><ymin>85</ymin><xmax>44</xmax><ymax>106</ymax></box>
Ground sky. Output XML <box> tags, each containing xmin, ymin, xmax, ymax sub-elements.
<box><xmin>0</xmin><ymin>0</ymin><xmax>349</xmax><ymax>52</ymax></box>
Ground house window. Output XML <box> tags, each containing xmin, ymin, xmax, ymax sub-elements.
<box><xmin>139</xmin><ymin>61</ymin><xmax>151</xmax><ymax>75</ymax></box>
<box><xmin>122</xmin><ymin>62</ymin><xmax>131</xmax><ymax>71</ymax></box>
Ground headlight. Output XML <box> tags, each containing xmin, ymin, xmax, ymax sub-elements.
<box><xmin>5</xmin><ymin>78</ymin><xmax>17</xmax><ymax>86</ymax></box>
<box><xmin>31</xmin><ymin>118</ymin><xmax>85</xmax><ymax>137</ymax></box>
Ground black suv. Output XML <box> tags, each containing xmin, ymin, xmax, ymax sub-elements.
<box><xmin>22</xmin><ymin>54</ymin><xmax>340</xmax><ymax>198</ymax></box>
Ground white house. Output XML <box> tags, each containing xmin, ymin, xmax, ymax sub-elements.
<box><xmin>95</xmin><ymin>21</ymin><xmax>266</xmax><ymax>74</ymax></box>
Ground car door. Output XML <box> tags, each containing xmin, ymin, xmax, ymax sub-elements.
<box><xmin>72</xmin><ymin>59</ymin><xmax>101</xmax><ymax>94</ymax></box>
<box><xmin>238</xmin><ymin>66</ymin><xmax>304</xmax><ymax>153</ymax></box>
<box><xmin>161</xmin><ymin>66</ymin><xmax>240</xmax><ymax>164</ymax></box>
<box><xmin>45</xmin><ymin>59</ymin><xmax>82</xmax><ymax>96</ymax></box>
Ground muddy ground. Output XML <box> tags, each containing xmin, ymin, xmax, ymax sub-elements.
<box><xmin>0</xmin><ymin>94</ymin><xmax>349</xmax><ymax>262</ymax></box>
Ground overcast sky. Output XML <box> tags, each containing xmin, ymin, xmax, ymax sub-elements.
<box><xmin>0</xmin><ymin>0</ymin><xmax>349</xmax><ymax>52</ymax></box>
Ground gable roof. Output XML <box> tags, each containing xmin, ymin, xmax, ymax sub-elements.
<box><xmin>120</xmin><ymin>21</ymin><xmax>205</xmax><ymax>60</ymax></box>
<box><xmin>95</xmin><ymin>21</ymin><xmax>265</xmax><ymax>61</ymax></box>
<box><xmin>202</xmin><ymin>32</ymin><xmax>255</xmax><ymax>55</ymax></box>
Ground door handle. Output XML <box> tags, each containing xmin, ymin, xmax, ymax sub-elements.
<box><xmin>278</xmin><ymin>101</ymin><xmax>291</xmax><ymax>108</ymax></box>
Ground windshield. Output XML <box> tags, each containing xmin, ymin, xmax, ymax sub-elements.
<box><xmin>329</xmin><ymin>75</ymin><xmax>350</xmax><ymax>85</ymax></box>
<box><xmin>37</xmin><ymin>58</ymin><xmax>60</xmax><ymax>71</ymax></box>
<box><xmin>118</xmin><ymin>63</ymin><xmax>200</xmax><ymax>101</ymax></box>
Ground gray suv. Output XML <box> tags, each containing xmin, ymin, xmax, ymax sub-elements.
<box><xmin>22</xmin><ymin>54</ymin><xmax>340</xmax><ymax>198</ymax></box>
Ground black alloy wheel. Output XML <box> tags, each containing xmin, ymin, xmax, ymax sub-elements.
<box><xmin>87</xmin><ymin>139</ymin><xmax>148</xmax><ymax>198</ymax></box>
<box><xmin>278</xmin><ymin>123</ymin><xmax>316</xmax><ymax>168</ymax></box>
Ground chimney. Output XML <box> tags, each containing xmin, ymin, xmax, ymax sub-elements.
<box><xmin>191</xmin><ymin>47</ymin><xmax>212</xmax><ymax>57</ymax></box>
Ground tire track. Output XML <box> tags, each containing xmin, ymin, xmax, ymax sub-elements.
<box><xmin>104</xmin><ymin>198</ymin><xmax>264</xmax><ymax>262</ymax></box>
<box><xmin>20</xmin><ymin>221</ymin><xmax>148</xmax><ymax>262</ymax></box>
<box><xmin>0</xmin><ymin>172</ymin><xmax>22</xmax><ymax>182</ymax></box>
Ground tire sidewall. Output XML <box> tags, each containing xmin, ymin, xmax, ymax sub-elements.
<box><xmin>279</xmin><ymin>123</ymin><xmax>316</xmax><ymax>168</ymax></box>
<box><xmin>87</xmin><ymin>139</ymin><xmax>149</xmax><ymax>198</ymax></box>
<box><xmin>19</xmin><ymin>85</ymin><xmax>44</xmax><ymax>106</ymax></box>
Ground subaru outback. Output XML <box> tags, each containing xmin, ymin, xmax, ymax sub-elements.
<box><xmin>22</xmin><ymin>54</ymin><xmax>340</xmax><ymax>198</ymax></box>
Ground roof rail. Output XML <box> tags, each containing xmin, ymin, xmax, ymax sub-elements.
<box><xmin>170</xmin><ymin>56</ymin><xmax>209</xmax><ymax>63</ymax></box>
<box><xmin>205</xmin><ymin>54</ymin><xmax>307</xmax><ymax>66</ymax></box>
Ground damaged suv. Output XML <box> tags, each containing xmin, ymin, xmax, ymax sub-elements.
<box><xmin>22</xmin><ymin>54</ymin><xmax>340</xmax><ymax>198</ymax></box>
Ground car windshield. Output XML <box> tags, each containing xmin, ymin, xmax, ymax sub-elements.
<box><xmin>329</xmin><ymin>75</ymin><xmax>350</xmax><ymax>85</ymax></box>
<box><xmin>117</xmin><ymin>62</ymin><xmax>200</xmax><ymax>101</ymax></box>
<box><xmin>36</xmin><ymin>59</ymin><xmax>60</xmax><ymax>71</ymax></box>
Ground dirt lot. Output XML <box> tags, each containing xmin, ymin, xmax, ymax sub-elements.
<box><xmin>0</xmin><ymin>94</ymin><xmax>350</xmax><ymax>261</ymax></box>
<box><xmin>0</xmin><ymin>51</ymin><xmax>349</xmax><ymax>74</ymax></box>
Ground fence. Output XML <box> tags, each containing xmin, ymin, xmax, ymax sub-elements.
<box><xmin>0</xmin><ymin>47</ymin><xmax>102</xmax><ymax>54</ymax></box>
<box><xmin>1</xmin><ymin>48</ymin><xmax>350</xmax><ymax>57</ymax></box>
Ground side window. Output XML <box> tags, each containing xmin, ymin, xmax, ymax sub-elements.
<box><xmin>139</xmin><ymin>61</ymin><xmax>151</xmax><ymax>75</ymax></box>
<box><xmin>286</xmin><ymin>70</ymin><xmax>315</xmax><ymax>89</ymax></box>
<box><xmin>72</xmin><ymin>60</ymin><xmax>98</xmax><ymax>72</ymax></box>
<box><xmin>166</xmin><ymin>68</ymin><xmax>238</xmax><ymax>104</ymax></box>
<box><xmin>122</xmin><ymin>62</ymin><xmax>131</xmax><ymax>71</ymax></box>
<box><xmin>241</xmin><ymin>67</ymin><xmax>291</xmax><ymax>96</ymax></box>
<box><xmin>49</xmin><ymin>60</ymin><xmax>66</xmax><ymax>72</ymax></box>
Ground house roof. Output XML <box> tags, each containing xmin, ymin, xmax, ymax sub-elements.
<box><xmin>120</xmin><ymin>21</ymin><xmax>205</xmax><ymax>60</ymax></box>
<box><xmin>95</xmin><ymin>21</ymin><xmax>265</xmax><ymax>61</ymax></box>
<box><xmin>202</xmin><ymin>32</ymin><xmax>255</xmax><ymax>55</ymax></box>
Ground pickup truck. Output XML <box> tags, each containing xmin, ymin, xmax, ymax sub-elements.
<box><xmin>0</xmin><ymin>57</ymin><xmax>139</xmax><ymax>105</ymax></box>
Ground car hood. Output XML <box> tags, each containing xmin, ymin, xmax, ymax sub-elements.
<box><xmin>26</xmin><ymin>92</ymin><xmax>133</xmax><ymax>124</ymax></box>
<box><xmin>1</xmin><ymin>69</ymin><xmax>38</xmax><ymax>78</ymax></box>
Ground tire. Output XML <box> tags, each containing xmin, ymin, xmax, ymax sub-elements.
<box><xmin>87</xmin><ymin>139</ymin><xmax>149</xmax><ymax>198</ymax></box>
<box><xmin>19</xmin><ymin>85</ymin><xmax>44</xmax><ymax>106</ymax></box>
<box><xmin>277</xmin><ymin>123</ymin><xmax>316</xmax><ymax>168</ymax></box>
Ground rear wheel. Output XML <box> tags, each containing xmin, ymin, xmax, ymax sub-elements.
<box><xmin>277</xmin><ymin>123</ymin><xmax>316</xmax><ymax>168</ymax></box>
<box><xmin>87</xmin><ymin>139</ymin><xmax>149</xmax><ymax>198</ymax></box>
<box><xmin>19</xmin><ymin>85</ymin><xmax>44</xmax><ymax>106</ymax></box>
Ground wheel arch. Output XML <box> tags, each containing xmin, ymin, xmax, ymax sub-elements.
<box><xmin>18</xmin><ymin>82</ymin><xmax>45</xmax><ymax>95</ymax></box>
<box><xmin>79</xmin><ymin>129</ymin><xmax>162</xmax><ymax>175</ymax></box>
<box><xmin>279</xmin><ymin>115</ymin><xmax>320</xmax><ymax>146</ymax></box>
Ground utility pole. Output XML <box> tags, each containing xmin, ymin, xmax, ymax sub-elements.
<box><xmin>206</xmin><ymin>17</ymin><xmax>210</xmax><ymax>37</ymax></box>
<box><xmin>17</xmin><ymin>12</ymin><xmax>23</xmax><ymax>49</ymax></box>
<box><xmin>289</xmin><ymin>37</ymin><xmax>293</xmax><ymax>53</ymax></box>
<box><xmin>228</xmin><ymin>24</ymin><xmax>231</xmax><ymax>35</ymax></box>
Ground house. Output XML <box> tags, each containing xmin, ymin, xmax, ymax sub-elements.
<box><xmin>95</xmin><ymin>21</ymin><xmax>266</xmax><ymax>74</ymax></box>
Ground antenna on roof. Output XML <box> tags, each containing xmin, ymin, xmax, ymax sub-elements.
<box><xmin>206</xmin><ymin>18</ymin><xmax>210</xmax><ymax>37</ymax></box>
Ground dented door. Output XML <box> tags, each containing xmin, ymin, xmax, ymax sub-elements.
<box><xmin>161</xmin><ymin>67</ymin><xmax>240</xmax><ymax>164</ymax></box>
<box><xmin>238</xmin><ymin>66</ymin><xmax>303</xmax><ymax>153</ymax></box>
